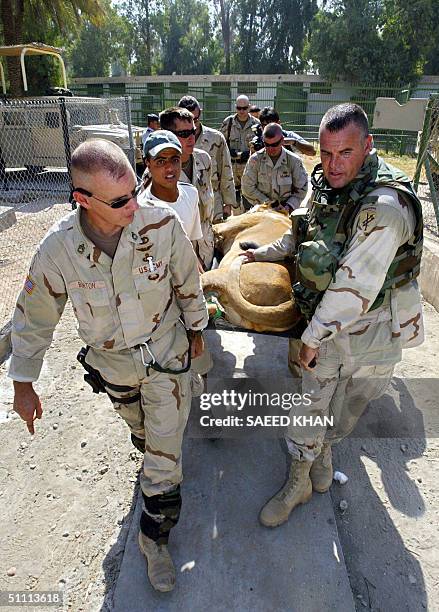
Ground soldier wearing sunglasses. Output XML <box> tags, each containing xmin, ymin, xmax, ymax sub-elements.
<box><xmin>241</xmin><ymin>123</ymin><xmax>308</xmax><ymax>212</ymax></box>
<box><xmin>220</xmin><ymin>94</ymin><xmax>260</xmax><ymax>214</ymax></box>
<box><xmin>178</xmin><ymin>95</ymin><xmax>237</xmax><ymax>222</ymax></box>
<box><xmin>9</xmin><ymin>139</ymin><xmax>208</xmax><ymax>594</ymax></box>
<box><xmin>159</xmin><ymin>107</ymin><xmax>215</xmax><ymax>272</ymax></box>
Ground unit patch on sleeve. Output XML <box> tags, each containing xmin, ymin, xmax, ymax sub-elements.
<box><xmin>24</xmin><ymin>275</ymin><xmax>35</xmax><ymax>295</ymax></box>
<box><xmin>357</xmin><ymin>208</ymin><xmax>377</xmax><ymax>232</ymax></box>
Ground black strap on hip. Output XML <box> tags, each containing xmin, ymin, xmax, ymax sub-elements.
<box><xmin>106</xmin><ymin>391</ymin><xmax>141</xmax><ymax>404</ymax></box>
<box><xmin>77</xmin><ymin>346</ymin><xmax>137</xmax><ymax>394</ymax></box>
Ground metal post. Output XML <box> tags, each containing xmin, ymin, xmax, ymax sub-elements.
<box><xmin>425</xmin><ymin>153</ymin><xmax>439</xmax><ymax>227</ymax></box>
<box><xmin>0</xmin><ymin>61</ymin><xmax>6</xmax><ymax>95</ymax></box>
<box><xmin>413</xmin><ymin>95</ymin><xmax>435</xmax><ymax>191</ymax></box>
<box><xmin>59</xmin><ymin>98</ymin><xmax>73</xmax><ymax>197</ymax></box>
<box><xmin>124</xmin><ymin>95</ymin><xmax>136</xmax><ymax>169</ymax></box>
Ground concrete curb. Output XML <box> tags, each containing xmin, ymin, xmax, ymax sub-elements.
<box><xmin>0</xmin><ymin>205</ymin><xmax>16</xmax><ymax>232</ymax></box>
<box><xmin>419</xmin><ymin>235</ymin><xmax>439</xmax><ymax>312</ymax></box>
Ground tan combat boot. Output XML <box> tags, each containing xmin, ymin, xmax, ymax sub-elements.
<box><xmin>138</xmin><ymin>532</ymin><xmax>176</xmax><ymax>592</ymax></box>
<box><xmin>259</xmin><ymin>460</ymin><xmax>313</xmax><ymax>528</ymax></box>
<box><xmin>310</xmin><ymin>442</ymin><xmax>333</xmax><ymax>493</ymax></box>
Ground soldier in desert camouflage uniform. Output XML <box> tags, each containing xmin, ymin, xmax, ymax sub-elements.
<box><xmin>220</xmin><ymin>94</ymin><xmax>260</xmax><ymax>214</ymax></box>
<box><xmin>9</xmin><ymin>140</ymin><xmax>208</xmax><ymax>592</ymax></box>
<box><xmin>159</xmin><ymin>107</ymin><xmax>215</xmax><ymax>271</ymax></box>
<box><xmin>241</xmin><ymin>103</ymin><xmax>424</xmax><ymax>528</ymax></box>
<box><xmin>178</xmin><ymin>96</ymin><xmax>237</xmax><ymax>222</ymax></box>
<box><xmin>241</xmin><ymin>123</ymin><xmax>308</xmax><ymax>212</ymax></box>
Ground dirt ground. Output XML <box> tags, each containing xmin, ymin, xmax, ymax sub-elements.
<box><xmin>0</xmin><ymin>299</ymin><xmax>438</xmax><ymax>611</ymax></box>
<box><xmin>0</xmin><ymin>197</ymin><xmax>70</xmax><ymax>329</ymax></box>
<box><xmin>0</xmin><ymin>302</ymin><xmax>140</xmax><ymax>611</ymax></box>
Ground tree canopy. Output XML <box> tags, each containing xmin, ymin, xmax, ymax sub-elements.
<box><xmin>305</xmin><ymin>0</ymin><xmax>437</xmax><ymax>83</ymax></box>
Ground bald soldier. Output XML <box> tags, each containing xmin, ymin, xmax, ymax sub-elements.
<box><xmin>9</xmin><ymin>140</ymin><xmax>208</xmax><ymax>592</ymax></box>
<box><xmin>220</xmin><ymin>94</ymin><xmax>260</xmax><ymax>213</ymax></box>
<box><xmin>241</xmin><ymin>103</ymin><xmax>424</xmax><ymax>527</ymax></box>
<box><xmin>178</xmin><ymin>95</ymin><xmax>237</xmax><ymax>222</ymax></box>
<box><xmin>241</xmin><ymin>123</ymin><xmax>308</xmax><ymax>212</ymax></box>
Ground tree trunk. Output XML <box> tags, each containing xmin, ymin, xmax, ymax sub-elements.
<box><xmin>1</xmin><ymin>0</ymin><xmax>25</xmax><ymax>96</ymax></box>
<box><xmin>218</xmin><ymin>0</ymin><xmax>231</xmax><ymax>74</ymax></box>
<box><xmin>143</xmin><ymin>0</ymin><xmax>152</xmax><ymax>76</ymax></box>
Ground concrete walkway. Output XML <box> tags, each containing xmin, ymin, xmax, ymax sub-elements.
<box><xmin>113</xmin><ymin>438</ymin><xmax>355</xmax><ymax>612</ymax></box>
<box><xmin>112</xmin><ymin>331</ymin><xmax>355</xmax><ymax>612</ymax></box>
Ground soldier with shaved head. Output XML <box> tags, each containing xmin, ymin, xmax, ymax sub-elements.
<box><xmin>220</xmin><ymin>94</ymin><xmax>260</xmax><ymax>213</ymax></box>
<box><xmin>9</xmin><ymin>139</ymin><xmax>208</xmax><ymax>593</ymax></box>
<box><xmin>242</xmin><ymin>103</ymin><xmax>424</xmax><ymax>527</ymax></box>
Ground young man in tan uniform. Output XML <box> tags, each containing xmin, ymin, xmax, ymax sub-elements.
<box><xmin>159</xmin><ymin>107</ymin><xmax>215</xmax><ymax>271</ymax></box>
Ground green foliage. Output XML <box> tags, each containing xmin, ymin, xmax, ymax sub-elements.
<box><xmin>67</xmin><ymin>2</ymin><xmax>134</xmax><ymax>77</ymax></box>
<box><xmin>155</xmin><ymin>0</ymin><xmax>222</xmax><ymax>74</ymax></box>
<box><xmin>306</xmin><ymin>0</ymin><xmax>437</xmax><ymax>83</ymax></box>
<box><xmin>232</xmin><ymin>0</ymin><xmax>317</xmax><ymax>73</ymax></box>
<box><xmin>122</xmin><ymin>0</ymin><xmax>222</xmax><ymax>75</ymax></box>
<box><xmin>0</xmin><ymin>0</ymin><xmax>105</xmax><ymax>95</ymax></box>
<box><xmin>1</xmin><ymin>0</ymin><xmax>437</xmax><ymax>83</ymax></box>
<box><xmin>21</xmin><ymin>9</ymin><xmax>64</xmax><ymax>94</ymax></box>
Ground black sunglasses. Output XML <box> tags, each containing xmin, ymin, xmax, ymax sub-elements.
<box><xmin>236</xmin><ymin>105</ymin><xmax>249</xmax><ymax>111</ymax></box>
<box><xmin>172</xmin><ymin>127</ymin><xmax>196</xmax><ymax>139</ymax></box>
<box><xmin>264</xmin><ymin>137</ymin><xmax>283</xmax><ymax>148</ymax></box>
<box><xmin>71</xmin><ymin>182</ymin><xmax>142</xmax><ymax>209</ymax></box>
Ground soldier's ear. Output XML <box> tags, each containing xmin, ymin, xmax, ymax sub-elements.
<box><xmin>72</xmin><ymin>190</ymin><xmax>91</xmax><ymax>209</ymax></box>
<box><xmin>365</xmin><ymin>134</ymin><xmax>373</xmax><ymax>153</ymax></box>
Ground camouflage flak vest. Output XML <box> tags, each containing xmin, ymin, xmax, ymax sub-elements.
<box><xmin>293</xmin><ymin>151</ymin><xmax>423</xmax><ymax>321</ymax></box>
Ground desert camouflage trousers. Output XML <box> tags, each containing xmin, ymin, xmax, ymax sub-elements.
<box><xmin>105</xmin><ymin>368</ymin><xmax>191</xmax><ymax>543</ymax></box>
<box><xmin>195</xmin><ymin>219</ymin><xmax>215</xmax><ymax>270</ymax></box>
<box><xmin>213</xmin><ymin>191</ymin><xmax>227</xmax><ymax>223</ymax></box>
<box><xmin>231</xmin><ymin>162</ymin><xmax>250</xmax><ymax>215</ymax></box>
<box><xmin>107</xmin><ymin>368</ymin><xmax>191</xmax><ymax>496</ymax></box>
<box><xmin>286</xmin><ymin>339</ymin><xmax>395</xmax><ymax>462</ymax></box>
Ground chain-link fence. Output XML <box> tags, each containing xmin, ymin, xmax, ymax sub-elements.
<box><xmin>414</xmin><ymin>94</ymin><xmax>439</xmax><ymax>236</ymax></box>
<box><xmin>0</xmin><ymin>95</ymin><xmax>141</xmax><ymax>332</ymax></box>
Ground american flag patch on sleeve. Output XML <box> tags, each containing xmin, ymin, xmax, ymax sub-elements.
<box><xmin>24</xmin><ymin>275</ymin><xmax>35</xmax><ymax>295</ymax></box>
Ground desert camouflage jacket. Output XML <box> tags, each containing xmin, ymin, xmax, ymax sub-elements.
<box><xmin>241</xmin><ymin>147</ymin><xmax>308</xmax><ymax>210</ymax></box>
<box><xmin>195</xmin><ymin>124</ymin><xmax>236</xmax><ymax>218</ymax></box>
<box><xmin>253</xmin><ymin>151</ymin><xmax>424</xmax><ymax>356</ymax></box>
<box><xmin>9</xmin><ymin>204</ymin><xmax>208</xmax><ymax>384</ymax></box>
<box><xmin>220</xmin><ymin>114</ymin><xmax>260</xmax><ymax>155</ymax></box>
<box><xmin>180</xmin><ymin>147</ymin><xmax>215</xmax><ymax>223</ymax></box>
